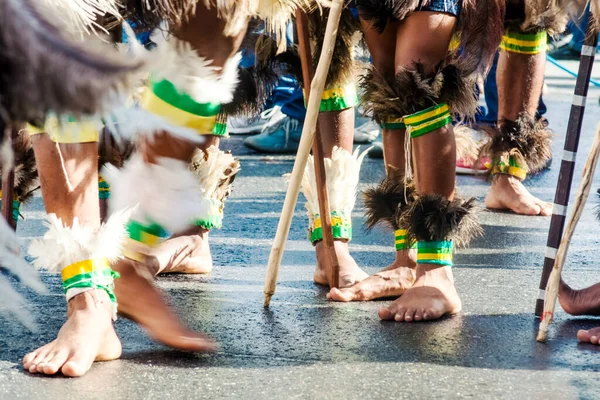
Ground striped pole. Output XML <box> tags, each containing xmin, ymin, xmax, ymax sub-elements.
<box><xmin>536</xmin><ymin>11</ymin><xmax>598</xmax><ymax>317</ymax></box>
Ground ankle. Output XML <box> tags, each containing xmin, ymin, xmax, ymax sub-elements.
<box><xmin>416</xmin><ymin>263</ymin><xmax>455</xmax><ymax>281</ymax></box>
<box><xmin>394</xmin><ymin>249</ymin><xmax>417</xmax><ymax>268</ymax></box>
<box><xmin>67</xmin><ymin>289</ymin><xmax>113</xmax><ymax>315</ymax></box>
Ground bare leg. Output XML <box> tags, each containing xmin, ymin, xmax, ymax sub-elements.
<box><xmin>378</xmin><ymin>12</ymin><xmax>461</xmax><ymax>321</ymax></box>
<box><xmin>311</xmin><ymin>108</ymin><xmax>369</xmax><ymax>287</ymax></box>
<box><xmin>485</xmin><ymin>45</ymin><xmax>552</xmax><ymax>215</ymax></box>
<box><xmin>113</xmin><ymin>4</ymin><xmax>244</xmax><ymax>350</ymax></box>
<box><xmin>23</xmin><ymin>135</ymin><xmax>121</xmax><ymax>377</ymax></box>
<box><xmin>329</xmin><ymin>20</ymin><xmax>416</xmax><ymax>301</ymax></box>
<box><xmin>146</xmin><ymin>135</ymin><xmax>221</xmax><ymax>275</ymax></box>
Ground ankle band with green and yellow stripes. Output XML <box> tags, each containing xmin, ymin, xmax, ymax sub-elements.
<box><xmin>195</xmin><ymin>199</ymin><xmax>224</xmax><ymax>230</ymax></box>
<box><xmin>98</xmin><ymin>175</ymin><xmax>110</xmax><ymax>200</ymax></box>
<box><xmin>0</xmin><ymin>190</ymin><xmax>21</xmax><ymax>222</ymax></box>
<box><xmin>395</xmin><ymin>229</ymin><xmax>417</xmax><ymax>251</ymax></box>
<box><xmin>142</xmin><ymin>78</ymin><xmax>227</xmax><ymax>136</ymax></box>
<box><xmin>310</xmin><ymin>211</ymin><xmax>352</xmax><ymax>244</ymax></box>
<box><xmin>500</xmin><ymin>30</ymin><xmax>547</xmax><ymax>55</ymax></box>
<box><xmin>417</xmin><ymin>240</ymin><xmax>453</xmax><ymax>266</ymax></box>
<box><xmin>62</xmin><ymin>258</ymin><xmax>119</xmax><ymax>304</ymax></box>
<box><xmin>124</xmin><ymin>220</ymin><xmax>170</xmax><ymax>261</ymax></box>
<box><xmin>310</xmin><ymin>84</ymin><xmax>359</xmax><ymax>112</ymax></box>
<box><xmin>404</xmin><ymin>103</ymin><xmax>452</xmax><ymax>138</ymax></box>
<box><xmin>490</xmin><ymin>154</ymin><xmax>527</xmax><ymax>180</ymax></box>
<box><xmin>381</xmin><ymin>118</ymin><xmax>406</xmax><ymax>130</ymax></box>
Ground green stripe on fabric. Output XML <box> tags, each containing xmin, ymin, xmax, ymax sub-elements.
<box><xmin>500</xmin><ymin>42</ymin><xmax>546</xmax><ymax>54</ymax></box>
<box><xmin>417</xmin><ymin>259</ymin><xmax>453</xmax><ymax>266</ymax></box>
<box><xmin>212</xmin><ymin>122</ymin><xmax>228</xmax><ymax>136</ymax></box>
<box><xmin>62</xmin><ymin>269</ymin><xmax>116</xmax><ymax>289</ymax></box>
<box><xmin>382</xmin><ymin>121</ymin><xmax>406</xmax><ymax>130</ymax></box>
<box><xmin>504</xmin><ymin>30</ymin><xmax>547</xmax><ymax>42</ymax></box>
<box><xmin>319</xmin><ymin>93</ymin><xmax>359</xmax><ymax>112</ymax></box>
<box><xmin>417</xmin><ymin>240</ymin><xmax>453</xmax><ymax>249</ymax></box>
<box><xmin>126</xmin><ymin>220</ymin><xmax>169</xmax><ymax>241</ymax></box>
<box><xmin>409</xmin><ymin>116</ymin><xmax>452</xmax><ymax>138</ymax></box>
<box><xmin>195</xmin><ymin>214</ymin><xmax>223</xmax><ymax>230</ymax></box>
<box><xmin>98</xmin><ymin>180</ymin><xmax>110</xmax><ymax>200</ymax></box>
<box><xmin>11</xmin><ymin>200</ymin><xmax>20</xmax><ymax>222</ymax></box>
<box><xmin>404</xmin><ymin>103</ymin><xmax>448</xmax><ymax>124</ymax></box>
<box><xmin>310</xmin><ymin>225</ymin><xmax>353</xmax><ymax>243</ymax></box>
<box><xmin>151</xmin><ymin>79</ymin><xmax>221</xmax><ymax>117</ymax></box>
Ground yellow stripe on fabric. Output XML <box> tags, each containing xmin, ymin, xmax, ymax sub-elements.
<box><xmin>501</xmin><ymin>36</ymin><xmax>544</xmax><ymax>48</ymax></box>
<box><xmin>314</xmin><ymin>215</ymin><xmax>346</xmax><ymax>230</ymax></box>
<box><xmin>508</xmin><ymin>166</ymin><xmax>527</xmax><ymax>180</ymax></box>
<box><xmin>142</xmin><ymin>89</ymin><xmax>218</xmax><ymax>135</ymax></box>
<box><xmin>26</xmin><ymin>118</ymin><xmax>99</xmax><ymax>144</ymax></box>
<box><xmin>61</xmin><ymin>258</ymin><xmax>109</xmax><ymax>282</ymax></box>
<box><xmin>404</xmin><ymin>104</ymin><xmax>450</xmax><ymax>126</ymax></box>
<box><xmin>417</xmin><ymin>253</ymin><xmax>453</xmax><ymax>261</ymax></box>
<box><xmin>500</xmin><ymin>31</ymin><xmax>547</xmax><ymax>55</ymax></box>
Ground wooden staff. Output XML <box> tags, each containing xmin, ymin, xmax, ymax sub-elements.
<box><xmin>537</xmin><ymin>124</ymin><xmax>600</xmax><ymax>342</ymax></box>
<box><xmin>536</xmin><ymin>10</ymin><xmax>598</xmax><ymax>317</ymax></box>
<box><xmin>263</xmin><ymin>0</ymin><xmax>344</xmax><ymax>307</ymax></box>
<box><xmin>296</xmin><ymin>10</ymin><xmax>341</xmax><ymax>289</ymax></box>
<box><xmin>1</xmin><ymin>130</ymin><xmax>16</xmax><ymax>231</ymax></box>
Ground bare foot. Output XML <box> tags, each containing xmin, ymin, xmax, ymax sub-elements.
<box><xmin>558</xmin><ymin>279</ymin><xmax>600</xmax><ymax>316</ymax></box>
<box><xmin>485</xmin><ymin>175</ymin><xmax>552</xmax><ymax>216</ymax></box>
<box><xmin>23</xmin><ymin>290</ymin><xmax>121</xmax><ymax>377</ymax></box>
<box><xmin>113</xmin><ymin>258</ymin><xmax>217</xmax><ymax>352</ymax></box>
<box><xmin>327</xmin><ymin>250</ymin><xmax>417</xmax><ymax>302</ymax></box>
<box><xmin>577</xmin><ymin>327</ymin><xmax>600</xmax><ymax>345</ymax></box>
<box><xmin>378</xmin><ymin>263</ymin><xmax>461</xmax><ymax>322</ymax></box>
<box><xmin>145</xmin><ymin>227</ymin><xmax>212</xmax><ymax>275</ymax></box>
<box><xmin>313</xmin><ymin>240</ymin><xmax>368</xmax><ymax>288</ymax></box>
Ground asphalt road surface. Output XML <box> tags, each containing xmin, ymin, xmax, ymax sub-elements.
<box><xmin>1</xmin><ymin>60</ymin><xmax>600</xmax><ymax>399</ymax></box>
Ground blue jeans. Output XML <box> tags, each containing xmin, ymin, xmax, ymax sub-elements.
<box><xmin>569</xmin><ymin>5</ymin><xmax>599</xmax><ymax>52</ymax></box>
<box><xmin>240</xmin><ymin>24</ymin><xmax>306</xmax><ymax>122</ymax></box>
<box><xmin>476</xmin><ymin>52</ymin><xmax>547</xmax><ymax>124</ymax></box>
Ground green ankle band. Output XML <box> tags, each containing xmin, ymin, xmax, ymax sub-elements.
<box><xmin>126</xmin><ymin>220</ymin><xmax>170</xmax><ymax>247</ymax></box>
<box><xmin>143</xmin><ymin>78</ymin><xmax>227</xmax><ymax>136</ymax></box>
<box><xmin>310</xmin><ymin>211</ymin><xmax>352</xmax><ymax>244</ymax></box>
<box><xmin>98</xmin><ymin>176</ymin><xmax>110</xmax><ymax>200</ymax></box>
<box><xmin>306</xmin><ymin>84</ymin><xmax>358</xmax><ymax>112</ymax></box>
<box><xmin>417</xmin><ymin>240</ymin><xmax>453</xmax><ymax>266</ymax></box>
<box><xmin>12</xmin><ymin>200</ymin><xmax>20</xmax><ymax>222</ymax></box>
<box><xmin>382</xmin><ymin>118</ymin><xmax>406</xmax><ymax>130</ymax></box>
<box><xmin>62</xmin><ymin>259</ymin><xmax>119</xmax><ymax>304</ymax></box>
<box><xmin>395</xmin><ymin>229</ymin><xmax>417</xmax><ymax>251</ymax></box>
<box><xmin>500</xmin><ymin>30</ymin><xmax>547</xmax><ymax>55</ymax></box>
<box><xmin>404</xmin><ymin>103</ymin><xmax>451</xmax><ymax>138</ymax></box>
<box><xmin>490</xmin><ymin>154</ymin><xmax>527</xmax><ymax>180</ymax></box>
<box><xmin>0</xmin><ymin>191</ymin><xmax>22</xmax><ymax>222</ymax></box>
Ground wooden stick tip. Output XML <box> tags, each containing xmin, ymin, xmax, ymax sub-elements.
<box><xmin>263</xmin><ymin>293</ymin><xmax>273</xmax><ymax>308</ymax></box>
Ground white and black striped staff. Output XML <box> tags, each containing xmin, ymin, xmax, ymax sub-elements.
<box><xmin>536</xmin><ymin>10</ymin><xmax>599</xmax><ymax>317</ymax></box>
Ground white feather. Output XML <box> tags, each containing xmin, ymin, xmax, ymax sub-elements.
<box><xmin>27</xmin><ymin>210</ymin><xmax>131</xmax><ymax>273</ymax></box>
<box><xmin>257</xmin><ymin>0</ymin><xmax>318</xmax><ymax>53</ymax></box>
<box><xmin>300</xmin><ymin>146</ymin><xmax>369</xmax><ymax>226</ymax></box>
<box><xmin>150</xmin><ymin>31</ymin><xmax>241</xmax><ymax>105</ymax></box>
<box><xmin>190</xmin><ymin>146</ymin><xmax>240</xmax><ymax>222</ymax></box>
<box><xmin>105</xmin><ymin>106</ymin><xmax>207</xmax><ymax>145</ymax></box>
<box><xmin>104</xmin><ymin>154</ymin><xmax>208</xmax><ymax>233</ymax></box>
<box><xmin>38</xmin><ymin>0</ymin><xmax>124</xmax><ymax>36</ymax></box>
<box><xmin>0</xmin><ymin>218</ymin><xmax>46</xmax><ymax>330</ymax></box>
<box><xmin>191</xmin><ymin>146</ymin><xmax>240</xmax><ymax>199</ymax></box>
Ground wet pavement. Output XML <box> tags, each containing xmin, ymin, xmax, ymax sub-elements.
<box><xmin>1</xmin><ymin>60</ymin><xmax>600</xmax><ymax>399</ymax></box>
